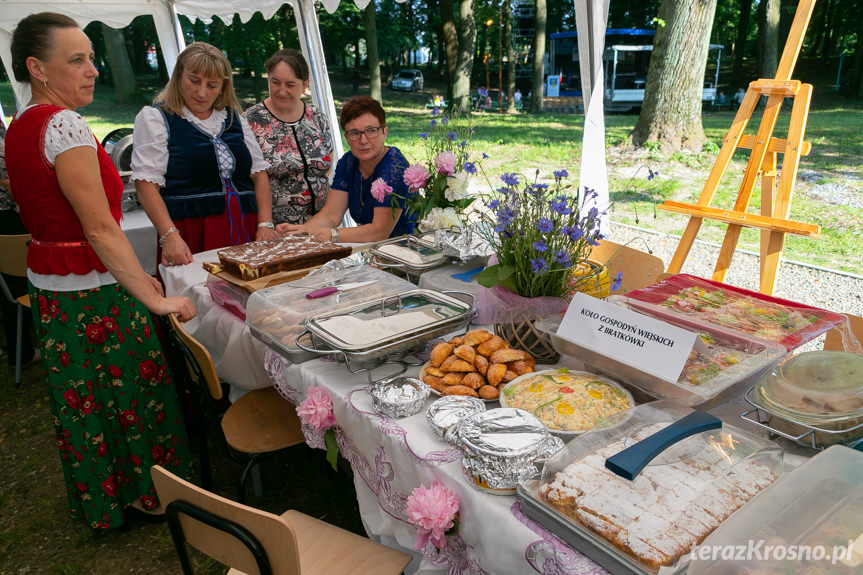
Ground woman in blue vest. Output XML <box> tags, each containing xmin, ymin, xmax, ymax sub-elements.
<box><xmin>131</xmin><ymin>42</ymin><xmax>276</xmax><ymax>268</ymax></box>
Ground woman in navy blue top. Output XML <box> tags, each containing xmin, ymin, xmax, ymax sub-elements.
<box><xmin>276</xmin><ymin>96</ymin><xmax>414</xmax><ymax>243</ymax></box>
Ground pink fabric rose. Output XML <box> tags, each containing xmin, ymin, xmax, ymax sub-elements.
<box><xmin>297</xmin><ymin>386</ymin><xmax>336</xmax><ymax>431</ymax></box>
<box><xmin>370</xmin><ymin>178</ymin><xmax>393</xmax><ymax>202</ymax></box>
<box><xmin>406</xmin><ymin>481</ymin><xmax>460</xmax><ymax>550</ymax></box>
<box><xmin>403</xmin><ymin>163</ymin><xmax>431</xmax><ymax>191</ymax></box>
<box><xmin>434</xmin><ymin>151</ymin><xmax>457</xmax><ymax>175</ymax></box>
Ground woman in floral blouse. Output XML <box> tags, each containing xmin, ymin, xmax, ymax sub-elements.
<box><xmin>244</xmin><ymin>49</ymin><xmax>333</xmax><ymax>226</ymax></box>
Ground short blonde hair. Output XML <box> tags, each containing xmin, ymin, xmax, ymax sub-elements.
<box><xmin>154</xmin><ymin>42</ymin><xmax>241</xmax><ymax>116</ymax></box>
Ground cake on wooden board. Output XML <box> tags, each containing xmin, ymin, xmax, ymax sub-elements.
<box><xmin>217</xmin><ymin>235</ymin><xmax>351</xmax><ymax>281</ymax></box>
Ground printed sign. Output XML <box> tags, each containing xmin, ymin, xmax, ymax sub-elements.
<box><xmin>557</xmin><ymin>293</ymin><xmax>696</xmax><ymax>383</ymax></box>
<box><xmin>546</xmin><ymin>75</ymin><xmax>560</xmax><ymax>98</ymax></box>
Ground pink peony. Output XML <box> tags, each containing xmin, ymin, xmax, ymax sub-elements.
<box><xmin>370</xmin><ymin>178</ymin><xmax>393</xmax><ymax>202</ymax></box>
<box><xmin>297</xmin><ymin>386</ymin><xmax>336</xmax><ymax>431</ymax></box>
<box><xmin>434</xmin><ymin>151</ymin><xmax>457</xmax><ymax>176</ymax></box>
<box><xmin>406</xmin><ymin>481</ymin><xmax>460</xmax><ymax>550</ymax></box>
<box><xmin>403</xmin><ymin>163</ymin><xmax>431</xmax><ymax>191</ymax></box>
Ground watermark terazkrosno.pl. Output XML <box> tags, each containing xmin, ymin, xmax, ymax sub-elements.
<box><xmin>690</xmin><ymin>540</ymin><xmax>858</xmax><ymax>565</ymax></box>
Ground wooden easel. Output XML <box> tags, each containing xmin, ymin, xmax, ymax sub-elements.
<box><xmin>660</xmin><ymin>0</ymin><xmax>819</xmax><ymax>295</ymax></box>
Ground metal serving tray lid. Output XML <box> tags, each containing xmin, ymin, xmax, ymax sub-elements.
<box><xmin>304</xmin><ymin>288</ymin><xmax>473</xmax><ymax>352</ymax></box>
<box><xmin>369</xmin><ymin>235</ymin><xmax>448</xmax><ymax>270</ymax></box>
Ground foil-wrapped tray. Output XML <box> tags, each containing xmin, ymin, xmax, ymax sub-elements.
<box><xmin>371</xmin><ymin>377</ymin><xmax>430</xmax><ymax>419</ymax></box>
<box><xmin>426</xmin><ymin>396</ymin><xmax>486</xmax><ymax>441</ymax></box>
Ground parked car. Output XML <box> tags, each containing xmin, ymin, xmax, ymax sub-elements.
<box><xmin>390</xmin><ymin>69</ymin><xmax>424</xmax><ymax>92</ymax></box>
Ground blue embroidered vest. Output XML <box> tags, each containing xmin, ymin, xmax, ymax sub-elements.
<box><xmin>158</xmin><ymin>106</ymin><xmax>257</xmax><ymax>220</ymax></box>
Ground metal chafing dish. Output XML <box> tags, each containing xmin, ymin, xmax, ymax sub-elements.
<box><xmin>369</xmin><ymin>235</ymin><xmax>449</xmax><ymax>280</ymax></box>
<box><xmin>295</xmin><ymin>289</ymin><xmax>475</xmax><ymax>373</ymax></box>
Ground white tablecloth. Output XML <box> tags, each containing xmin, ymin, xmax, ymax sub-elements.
<box><xmin>120</xmin><ymin>208</ymin><xmax>157</xmax><ymax>275</ymax></box>
<box><xmin>162</xmin><ymin>250</ymin><xmax>271</xmax><ymax>402</ymax></box>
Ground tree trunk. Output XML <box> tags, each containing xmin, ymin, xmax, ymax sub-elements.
<box><xmin>365</xmin><ymin>2</ymin><xmax>382</xmax><ymax>102</ymax></box>
<box><xmin>453</xmin><ymin>0</ymin><xmax>476</xmax><ymax>111</ymax></box>
<box><xmin>760</xmin><ymin>0</ymin><xmax>780</xmax><ymax>79</ymax></box>
<box><xmin>631</xmin><ymin>0</ymin><xmax>718</xmax><ymax>152</ymax></box>
<box><xmin>853</xmin><ymin>3</ymin><xmax>863</xmax><ymax>97</ymax></box>
<box><xmin>731</xmin><ymin>0</ymin><xmax>753</xmax><ymax>90</ymax></box>
<box><xmin>440</xmin><ymin>0</ymin><xmax>459</xmax><ymax>103</ymax></box>
<box><xmin>529</xmin><ymin>0</ymin><xmax>547</xmax><ymax>114</ymax></box>
<box><xmin>101</xmin><ymin>24</ymin><xmax>136</xmax><ymax>102</ymax></box>
<box><xmin>504</xmin><ymin>0</ymin><xmax>516</xmax><ymax>113</ymax></box>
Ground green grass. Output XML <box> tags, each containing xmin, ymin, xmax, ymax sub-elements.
<box><xmin>3</xmin><ymin>72</ymin><xmax>861</xmax><ymax>274</ymax></box>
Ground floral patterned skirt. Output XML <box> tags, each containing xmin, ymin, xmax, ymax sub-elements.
<box><xmin>30</xmin><ymin>282</ymin><xmax>194</xmax><ymax>528</ymax></box>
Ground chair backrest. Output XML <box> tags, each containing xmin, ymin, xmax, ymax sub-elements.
<box><xmin>151</xmin><ymin>465</ymin><xmax>302</xmax><ymax>575</ymax></box>
<box><xmin>168</xmin><ymin>313</ymin><xmax>223</xmax><ymax>401</ymax></box>
<box><xmin>0</xmin><ymin>234</ymin><xmax>30</xmax><ymax>278</ymax></box>
<box><xmin>588</xmin><ymin>239</ymin><xmax>666</xmax><ymax>293</ymax></box>
<box><xmin>824</xmin><ymin>313</ymin><xmax>863</xmax><ymax>354</ymax></box>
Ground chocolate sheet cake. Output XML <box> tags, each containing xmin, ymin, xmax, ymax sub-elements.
<box><xmin>217</xmin><ymin>235</ymin><xmax>351</xmax><ymax>281</ymax></box>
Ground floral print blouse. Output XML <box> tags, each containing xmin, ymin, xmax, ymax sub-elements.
<box><xmin>244</xmin><ymin>101</ymin><xmax>333</xmax><ymax>226</ymax></box>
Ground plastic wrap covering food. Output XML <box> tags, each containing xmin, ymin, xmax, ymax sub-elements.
<box><xmin>620</xmin><ymin>274</ymin><xmax>845</xmax><ymax>351</ymax></box>
<box><xmin>689</xmin><ymin>445</ymin><xmax>863</xmax><ymax>575</ymax></box>
<box><xmin>206</xmin><ymin>279</ymin><xmax>251</xmax><ymax>320</ymax></box>
<box><xmin>522</xmin><ymin>401</ymin><xmax>783</xmax><ymax>574</ymax></box>
<box><xmin>245</xmin><ymin>265</ymin><xmax>415</xmax><ymax>361</ymax></box>
<box><xmin>536</xmin><ymin>307</ymin><xmax>786</xmax><ymax>409</ymax></box>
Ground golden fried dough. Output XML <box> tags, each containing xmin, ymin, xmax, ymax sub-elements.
<box><xmin>442</xmin><ymin>372</ymin><xmax>465</xmax><ymax>386</ymax></box>
<box><xmin>442</xmin><ymin>385</ymin><xmax>479</xmax><ymax>397</ymax></box>
<box><xmin>476</xmin><ymin>335</ymin><xmax>508</xmax><ymax>357</ymax></box>
<box><xmin>430</xmin><ymin>342</ymin><xmax>455</xmax><ymax>367</ymax></box>
<box><xmin>478</xmin><ymin>385</ymin><xmax>500</xmax><ymax>400</ymax></box>
<box><xmin>508</xmin><ymin>360</ymin><xmax>534</xmax><ymax>376</ymax></box>
<box><xmin>454</xmin><ymin>344</ymin><xmax>476</xmax><ymax>364</ymax></box>
<box><xmin>486</xmin><ymin>363</ymin><xmax>507</xmax><ymax>386</ymax></box>
<box><xmin>450</xmin><ymin>336</ymin><xmax>465</xmax><ymax>347</ymax></box>
<box><xmin>446</xmin><ymin>359</ymin><xmax>476</xmax><ymax>372</ymax></box>
<box><xmin>462</xmin><ymin>372</ymin><xmax>485</xmax><ymax>390</ymax></box>
<box><xmin>463</xmin><ymin>329</ymin><xmax>493</xmax><ymax>347</ymax></box>
<box><xmin>474</xmin><ymin>355</ymin><xmax>489</xmax><ymax>376</ymax></box>
<box><xmin>503</xmin><ymin>370</ymin><xmax>518</xmax><ymax>383</ymax></box>
<box><xmin>490</xmin><ymin>348</ymin><xmax>530</xmax><ymax>364</ymax></box>
<box><xmin>423</xmin><ymin>375</ymin><xmax>447</xmax><ymax>394</ymax></box>
<box><xmin>439</xmin><ymin>355</ymin><xmax>458</xmax><ymax>372</ymax></box>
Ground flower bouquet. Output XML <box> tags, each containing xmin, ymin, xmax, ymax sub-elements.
<box><xmin>296</xmin><ymin>386</ymin><xmax>339</xmax><ymax>470</ymax></box>
<box><xmin>402</xmin><ymin>108</ymin><xmax>484</xmax><ymax>233</ymax></box>
<box><xmin>475</xmin><ymin>170</ymin><xmax>619</xmax><ymax>361</ymax></box>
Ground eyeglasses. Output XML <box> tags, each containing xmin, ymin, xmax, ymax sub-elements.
<box><xmin>344</xmin><ymin>126</ymin><xmax>383</xmax><ymax>141</ymax></box>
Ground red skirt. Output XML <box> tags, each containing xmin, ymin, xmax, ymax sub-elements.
<box><xmin>160</xmin><ymin>194</ymin><xmax>258</xmax><ymax>258</ymax></box>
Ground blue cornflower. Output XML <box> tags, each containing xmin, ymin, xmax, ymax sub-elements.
<box><xmin>501</xmin><ymin>173</ymin><xmax>519</xmax><ymax>186</ymax></box>
<box><xmin>531</xmin><ymin>258</ymin><xmax>548</xmax><ymax>275</ymax></box>
<box><xmin>553</xmin><ymin>169</ymin><xmax>569</xmax><ymax>179</ymax></box>
<box><xmin>430</xmin><ymin>119</ymin><xmax>437</xmax><ymax>127</ymax></box>
<box><xmin>478</xmin><ymin>88</ymin><xmax>489</xmax><ymax>98</ymax></box>
<box><xmin>648</xmin><ymin>168</ymin><xmax>658</xmax><ymax>180</ymax></box>
<box><xmin>441</xmin><ymin>117</ymin><xmax>449</xmax><ymax>125</ymax></box>
<box><xmin>551</xmin><ymin>195</ymin><xmax>571</xmax><ymax>215</ymax></box>
<box><xmin>482</xmin><ymin>153</ymin><xmax>489</xmax><ymax>159</ymax></box>
<box><xmin>501</xmin><ymin>230</ymin><xmax>514</xmax><ymax>239</ymax></box>
<box><xmin>565</xmin><ymin>226</ymin><xmax>584</xmax><ymax>241</ymax></box>
<box><xmin>458</xmin><ymin>140</ymin><xmax>468</xmax><ymax>148</ymax></box>
<box><xmin>488</xmin><ymin>198</ymin><xmax>500</xmax><ymax>210</ymax></box>
<box><xmin>612</xmin><ymin>272</ymin><xmax>623</xmax><ymax>291</ymax></box>
<box><xmin>588</xmin><ymin>206</ymin><xmax>599</xmax><ymax>219</ymax></box>
<box><xmin>464</xmin><ymin>162</ymin><xmax>477</xmax><ymax>174</ymax></box>
<box><xmin>446</xmin><ymin>131</ymin><xmax>458</xmax><ymax>141</ymax></box>
<box><xmin>555</xmin><ymin>249</ymin><xmax>571</xmax><ymax>267</ymax></box>
<box><xmin>533</xmin><ymin>240</ymin><xmax>548</xmax><ymax>252</ymax></box>
<box><xmin>430</xmin><ymin>106</ymin><xmax>441</xmax><ymax>116</ymax></box>
<box><xmin>419</xmin><ymin>132</ymin><xmax>428</xmax><ymax>139</ymax></box>
<box><xmin>536</xmin><ymin>218</ymin><xmax>554</xmax><ymax>233</ymax></box>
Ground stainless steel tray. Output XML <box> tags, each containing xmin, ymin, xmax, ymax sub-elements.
<box><xmin>296</xmin><ymin>289</ymin><xmax>476</xmax><ymax>372</ymax></box>
<box><xmin>517</xmin><ymin>478</ymin><xmax>687</xmax><ymax>575</ymax></box>
<box><xmin>369</xmin><ymin>235</ymin><xmax>449</xmax><ymax>274</ymax></box>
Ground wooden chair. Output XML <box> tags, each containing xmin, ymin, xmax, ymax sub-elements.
<box><xmin>167</xmin><ymin>313</ymin><xmax>306</xmax><ymax>502</ymax></box>
<box><xmin>151</xmin><ymin>465</ymin><xmax>411</xmax><ymax>575</ymax></box>
<box><xmin>0</xmin><ymin>234</ymin><xmax>33</xmax><ymax>388</ymax></box>
<box><xmin>824</xmin><ymin>314</ymin><xmax>863</xmax><ymax>354</ymax></box>
<box><xmin>588</xmin><ymin>239</ymin><xmax>665</xmax><ymax>293</ymax></box>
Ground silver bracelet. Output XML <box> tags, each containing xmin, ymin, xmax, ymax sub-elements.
<box><xmin>257</xmin><ymin>221</ymin><xmax>275</xmax><ymax>229</ymax></box>
<box><xmin>158</xmin><ymin>227</ymin><xmax>178</xmax><ymax>248</ymax></box>
<box><xmin>330</xmin><ymin>227</ymin><xmax>340</xmax><ymax>243</ymax></box>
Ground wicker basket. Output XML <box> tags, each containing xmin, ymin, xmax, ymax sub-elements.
<box><xmin>494</xmin><ymin>320</ymin><xmax>559</xmax><ymax>364</ymax></box>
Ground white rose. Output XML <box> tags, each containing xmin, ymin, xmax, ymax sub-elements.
<box><xmin>444</xmin><ymin>171</ymin><xmax>471</xmax><ymax>202</ymax></box>
<box><xmin>419</xmin><ymin>207</ymin><xmax>461</xmax><ymax>232</ymax></box>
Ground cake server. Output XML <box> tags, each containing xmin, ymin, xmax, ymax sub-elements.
<box><xmin>305</xmin><ymin>280</ymin><xmax>376</xmax><ymax>299</ymax></box>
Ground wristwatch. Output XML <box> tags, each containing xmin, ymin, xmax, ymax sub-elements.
<box><xmin>330</xmin><ymin>227</ymin><xmax>340</xmax><ymax>243</ymax></box>
<box><xmin>257</xmin><ymin>221</ymin><xmax>275</xmax><ymax>230</ymax></box>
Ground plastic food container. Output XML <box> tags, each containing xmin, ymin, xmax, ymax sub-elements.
<box><xmin>517</xmin><ymin>401</ymin><xmax>783</xmax><ymax>574</ymax></box>
<box><xmin>499</xmin><ymin>368</ymin><xmax>634</xmax><ymax>438</ymax></box>
<box><xmin>620</xmin><ymin>274</ymin><xmax>845</xmax><ymax>351</ymax></box>
<box><xmin>689</xmin><ymin>445</ymin><xmax>863</xmax><ymax>575</ymax></box>
<box><xmin>536</xmin><ymin>308</ymin><xmax>785</xmax><ymax>409</ymax></box>
<box><xmin>370</xmin><ymin>377</ymin><xmax>430</xmax><ymax>419</ymax></box>
<box><xmin>246</xmin><ymin>265</ymin><xmax>415</xmax><ymax>362</ymax></box>
<box><xmin>206</xmin><ymin>279</ymin><xmax>251</xmax><ymax>320</ymax></box>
